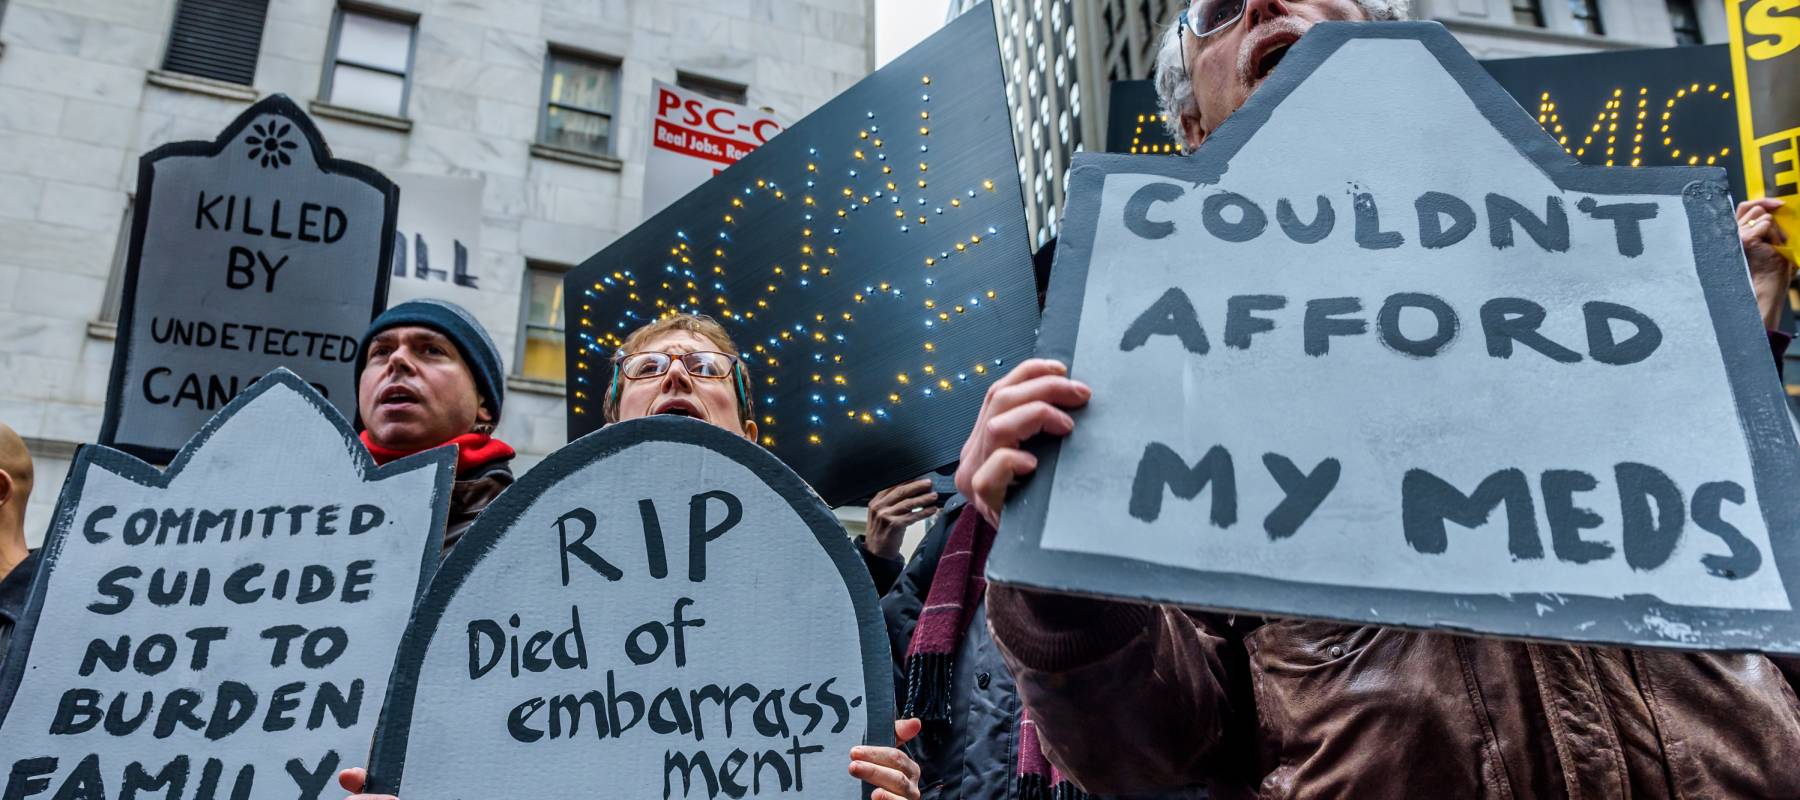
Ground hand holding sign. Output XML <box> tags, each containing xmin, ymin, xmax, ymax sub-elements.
<box><xmin>1738</xmin><ymin>198</ymin><xmax>1794</xmax><ymax>328</ymax></box>
<box><xmin>954</xmin><ymin>358</ymin><xmax>1089</xmax><ymax>528</ymax></box>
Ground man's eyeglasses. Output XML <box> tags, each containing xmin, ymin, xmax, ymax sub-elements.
<box><xmin>1178</xmin><ymin>0</ymin><xmax>1248</xmax><ymax>88</ymax></box>
<box><xmin>614</xmin><ymin>351</ymin><xmax>739</xmax><ymax>381</ymax></box>
<box><xmin>1181</xmin><ymin>0</ymin><xmax>1248</xmax><ymax>41</ymax></box>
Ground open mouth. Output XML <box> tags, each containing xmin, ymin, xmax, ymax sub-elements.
<box><xmin>1252</xmin><ymin>39</ymin><xmax>1292</xmax><ymax>81</ymax></box>
<box><xmin>378</xmin><ymin>384</ymin><xmax>421</xmax><ymax>408</ymax></box>
<box><xmin>653</xmin><ymin>399</ymin><xmax>702</xmax><ymax>418</ymax></box>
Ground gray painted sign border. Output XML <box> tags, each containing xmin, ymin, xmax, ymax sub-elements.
<box><xmin>987</xmin><ymin>22</ymin><xmax>1800</xmax><ymax>654</ymax></box>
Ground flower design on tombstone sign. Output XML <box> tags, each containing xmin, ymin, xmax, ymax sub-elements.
<box><xmin>244</xmin><ymin>120</ymin><xmax>298</xmax><ymax>169</ymax></box>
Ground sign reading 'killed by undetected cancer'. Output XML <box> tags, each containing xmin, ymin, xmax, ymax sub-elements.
<box><xmin>366</xmin><ymin>416</ymin><xmax>891</xmax><ymax>799</ymax></box>
<box><xmin>989</xmin><ymin>23</ymin><xmax>1800</xmax><ymax>654</ymax></box>
<box><xmin>0</xmin><ymin>371</ymin><xmax>451</xmax><ymax>798</ymax></box>
<box><xmin>101</xmin><ymin>94</ymin><xmax>397</xmax><ymax>464</ymax></box>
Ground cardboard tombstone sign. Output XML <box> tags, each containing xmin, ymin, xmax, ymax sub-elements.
<box><xmin>0</xmin><ymin>370</ymin><xmax>451</xmax><ymax>797</ymax></box>
<box><xmin>102</xmin><ymin>94</ymin><xmax>397</xmax><ymax>463</ymax></box>
<box><xmin>988</xmin><ymin>23</ymin><xmax>1800</xmax><ymax>654</ymax></box>
<box><xmin>367</xmin><ymin>416</ymin><xmax>891</xmax><ymax>798</ymax></box>
<box><xmin>563</xmin><ymin>3</ymin><xmax>1038</xmax><ymax>507</ymax></box>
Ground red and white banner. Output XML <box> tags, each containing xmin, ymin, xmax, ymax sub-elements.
<box><xmin>643</xmin><ymin>79</ymin><xmax>784</xmax><ymax>219</ymax></box>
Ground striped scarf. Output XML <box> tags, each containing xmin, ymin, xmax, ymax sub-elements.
<box><xmin>902</xmin><ymin>511</ymin><xmax>1089</xmax><ymax>799</ymax></box>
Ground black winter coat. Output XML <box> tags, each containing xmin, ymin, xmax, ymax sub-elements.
<box><xmin>881</xmin><ymin>501</ymin><xmax>1206</xmax><ymax>800</ymax></box>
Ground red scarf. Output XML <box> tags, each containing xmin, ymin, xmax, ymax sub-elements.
<box><xmin>359</xmin><ymin>431</ymin><xmax>515</xmax><ymax>475</ymax></box>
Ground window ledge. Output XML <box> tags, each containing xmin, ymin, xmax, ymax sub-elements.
<box><xmin>1434</xmin><ymin>17</ymin><xmax>1661</xmax><ymax>50</ymax></box>
<box><xmin>530</xmin><ymin>143</ymin><xmax>623</xmax><ymax>172</ymax></box>
<box><xmin>507</xmin><ymin>374</ymin><xmax>567</xmax><ymax>397</ymax></box>
<box><xmin>309</xmin><ymin>100</ymin><xmax>413</xmax><ymax>132</ymax></box>
<box><xmin>87</xmin><ymin>320</ymin><xmax>118</xmax><ymax>340</ymax></box>
<box><xmin>146</xmin><ymin>70</ymin><xmax>259</xmax><ymax>102</ymax></box>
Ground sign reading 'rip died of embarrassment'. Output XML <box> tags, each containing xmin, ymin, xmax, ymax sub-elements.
<box><xmin>367</xmin><ymin>416</ymin><xmax>891</xmax><ymax>799</ymax></box>
<box><xmin>102</xmin><ymin>94</ymin><xmax>398</xmax><ymax>463</ymax></box>
<box><xmin>988</xmin><ymin>23</ymin><xmax>1800</xmax><ymax>654</ymax></box>
<box><xmin>0</xmin><ymin>370</ymin><xmax>451</xmax><ymax>798</ymax></box>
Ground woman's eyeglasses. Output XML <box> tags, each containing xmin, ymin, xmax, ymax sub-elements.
<box><xmin>614</xmin><ymin>351</ymin><xmax>738</xmax><ymax>381</ymax></box>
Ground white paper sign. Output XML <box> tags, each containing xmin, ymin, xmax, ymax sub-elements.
<box><xmin>366</xmin><ymin>416</ymin><xmax>891</xmax><ymax>798</ymax></box>
<box><xmin>989</xmin><ymin>23</ymin><xmax>1800</xmax><ymax>654</ymax></box>
<box><xmin>643</xmin><ymin>80</ymin><xmax>784</xmax><ymax>219</ymax></box>
<box><xmin>0</xmin><ymin>371</ymin><xmax>452</xmax><ymax>796</ymax></box>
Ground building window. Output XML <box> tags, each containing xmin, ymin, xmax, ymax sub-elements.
<box><xmin>1667</xmin><ymin>0</ymin><xmax>1701</xmax><ymax>44</ymax></box>
<box><xmin>1511</xmin><ymin>0</ymin><xmax>1545</xmax><ymax>27</ymax></box>
<box><xmin>540</xmin><ymin>49</ymin><xmax>621</xmax><ymax>156</ymax></box>
<box><xmin>322</xmin><ymin>5</ymin><xmax>416</xmax><ymax>117</ymax></box>
<box><xmin>517</xmin><ymin>263</ymin><xmax>568</xmax><ymax>383</ymax></box>
<box><xmin>1567</xmin><ymin>0</ymin><xmax>1604</xmax><ymax>35</ymax></box>
<box><xmin>99</xmin><ymin>200</ymin><xmax>135</xmax><ymax>324</ymax></box>
<box><xmin>162</xmin><ymin>0</ymin><xmax>270</xmax><ymax>85</ymax></box>
<box><xmin>677</xmin><ymin>72</ymin><xmax>748</xmax><ymax>105</ymax></box>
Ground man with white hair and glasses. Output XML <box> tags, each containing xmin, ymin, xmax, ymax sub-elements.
<box><xmin>949</xmin><ymin>0</ymin><xmax>1800</xmax><ymax>797</ymax></box>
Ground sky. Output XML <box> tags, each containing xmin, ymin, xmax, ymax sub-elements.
<box><xmin>875</xmin><ymin>0</ymin><xmax>950</xmax><ymax>69</ymax></box>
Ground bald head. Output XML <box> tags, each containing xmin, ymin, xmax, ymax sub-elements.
<box><xmin>0</xmin><ymin>423</ymin><xmax>29</xmax><ymax>578</ymax></box>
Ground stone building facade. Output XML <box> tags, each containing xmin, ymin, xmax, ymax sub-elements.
<box><xmin>0</xmin><ymin>0</ymin><xmax>874</xmax><ymax>544</ymax></box>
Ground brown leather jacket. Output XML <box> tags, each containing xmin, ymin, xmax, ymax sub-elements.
<box><xmin>987</xmin><ymin>584</ymin><xmax>1800</xmax><ymax>799</ymax></box>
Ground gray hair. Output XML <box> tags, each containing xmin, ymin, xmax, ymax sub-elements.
<box><xmin>1154</xmin><ymin>0</ymin><xmax>1411</xmax><ymax>145</ymax></box>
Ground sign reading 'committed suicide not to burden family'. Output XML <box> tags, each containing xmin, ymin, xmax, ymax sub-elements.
<box><xmin>988</xmin><ymin>23</ymin><xmax>1800</xmax><ymax>654</ymax></box>
<box><xmin>101</xmin><ymin>95</ymin><xmax>398</xmax><ymax>463</ymax></box>
<box><xmin>367</xmin><ymin>416</ymin><xmax>891</xmax><ymax>799</ymax></box>
<box><xmin>0</xmin><ymin>371</ymin><xmax>451</xmax><ymax>799</ymax></box>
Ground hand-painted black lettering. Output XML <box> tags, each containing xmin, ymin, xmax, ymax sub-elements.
<box><xmin>1401</xmin><ymin>468</ymin><xmax>1541</xmax><ymax>558</ymax></box>
<box><xmin>556</xmin><ymin>507</ymin><xmax>621</xmax><ymax>586</ymax></box>
<box><xmin>1275</xmin><ymin>195</ymin><xmax>1334</xmax><ymax>243</ymax></box>
<box><xmin>1303</xmin><ymin>297</ymin><xmax>1367</xmax><ymax>356</ymax></box>
<box><xmin>349</xmin><ymin>504</ymin><xmax>384</xmax><ymax>535</ymax></box>
<box><xmin>1576</xmin><ymin>197</ymin><xmax>1659</xmax><ymax>257</ymax></box>
<box><xmin>1121</xmin><ymin>287</ymin><xmax>1209</xmax><ymax>354</ymax></box>
<box><xmin>1617</xmin><ymin>462</ymin><xmax>1684</xmax><ymax>572</ymax></box>
<box><xmin>1487</xmin><ymin>194</ymin><xmax>1569</xmax><ymax>252</ymax></box>
<box><xmin>1353</xmin><ymin>192</ymin><xmax>1403</xmax><ymax>249</ymax></box>
<box><xmin>1542</xmin><ymin>470</ymin><xmax>1612</xmax><ymax>563</ymax></box>
<box><xmin>285</xmin><ymin>752</ymin><xmax>339</xmax><ymax>800</ymax></box>
<box><xmin>1224</xmin><ymin>295</ymin><xmax>1285</xmax><ymax>350</ymax></box>
<box><xmin>1415</xmin><ymin>191</ymin><xmax>1476</xmax><ymax>248</ymax></box>
<box><xmin>688</xmin><ymin>491</ymin><xmax>742</xmax><ymax>582</ymax></box>
<box><xmin>1694</xmin><ymin>481</ymin><xmax>1760</xmax><ymax>579</ymax></box>
<box><xmin>204</xmin><ymin>681</ymin><xmax>257</xmax><ymax>740</ymax></box>
<box><xmin>1122</xmin><ymin>182</ymin><xmax>1184</xmax><ymax>240</ymax></box>
<box><xmin>1201</xmin><ymin>191</ymin><xmax>1268</xmax><ymax>242</ymax></box>
<box><xmin>1480</xmin><ymin>298</ymin><xmax>1582</xmax><ymax>362</ymax></box>
<box><xmin>83</xmin><ymin>505</ymin><xmax>118</xmax><ymax>544</ymax></box>
<box><xmin>1129</xmin><ymin>442</ymin><xmax>1236</xmax><ymax>526</ymax></box>
<box><xmin>1583</xmin><ymin>301</ymin><xmax>1661</xmax><ymax>365</ymax></box>
<box><xmin>1262</xmin><ymin>453</ymin><xmax>1340</xmax><ymax>540</ymax></box>
<box><xmin>89</xmin><ymin>566</ymin><xmax>139</xmax><ymax>615</ymax></box>
<box><xmin>640</xmin><ymin>498</ymin><xmax>670</xmax><ymax>580</ymax></box>
<box><xmin>1377</xmin><ymin>293</ymin><xmax>1458</xmax><ymax>357</ymax></box>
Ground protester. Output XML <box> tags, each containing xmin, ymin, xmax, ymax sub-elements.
<box><xmin>0</xmin><ymin>421</ymin><xmax>35</xmax><ymax>659</ymax></box>
<box><xmin>863</xmin><ymin>477</ymin><xmax>942</xmax><ymax>592</ymax></box>
<box><xmin>355</xmin><ymin>298</ymin><xmax>516</xmax><ymax>554</ymax></box>
<box><xmin>956</xmin><ymin>1</ymin><xmax>1800</xmax><ymax>797</ymax></box>
<box><xmin>340</xmin><ymin>312</ymin><xmax>926</xmax><ymax>800</ymax></box>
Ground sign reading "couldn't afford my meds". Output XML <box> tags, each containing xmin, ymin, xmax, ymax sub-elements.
<box><xmin>989</xmin><ymin>23</ymin><xmax>1800</xmax><ymax>655</ymax></box>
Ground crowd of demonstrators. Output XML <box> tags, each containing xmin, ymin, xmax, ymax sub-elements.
<box><xmin>0</xmin><ymin>422</ymin><xmax>34</xmax><ymax>659</ymax></box>
<box><xmin>336</xmin><ymin>311</ymin><xmax>927</xmax><ymax>800</ymax></box>
<box><xmin>942</xmin><ymin>2</ymin><xmax>1800</xmax><ymax>799</ymax></box>
<box><xmin>355</xmin><ymin>298</ymin><xmax>517</xmax><ymax>554</ymax></box>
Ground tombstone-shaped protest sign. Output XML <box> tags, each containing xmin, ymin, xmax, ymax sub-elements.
<box><xmin>366</xmin><ymin>416</ymin><xmax>891</xmax><ymax>798</ymax></box>
<box><xmin>0</xmin><ymin>370</ymin><xmax>451</xmax><ymax>795</ymax></box>
<box><xmin>101</xmin><ymin>94</ymin><xmax>398</xmax><ymax>463</ymax></box>
<box><xmin>987</xmin><ymin>23</ymin><xmax>1800</xmax><ymax>654</ymax></box>
<box><xmin>564</xmin><ymin>4</ymin><xmax>1038</xmax><ymax>506</ymax></box>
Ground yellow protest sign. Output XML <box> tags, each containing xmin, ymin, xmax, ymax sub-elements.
<box><xmin>1728</xmin><ymin>0</ymin><xmax>1800</xmax><ymax>259</ymax></box>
